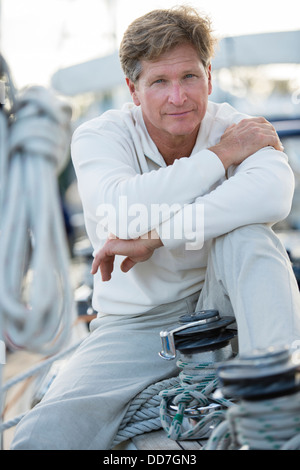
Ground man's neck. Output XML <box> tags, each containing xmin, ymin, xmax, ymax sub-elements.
<box><xmin>148</xmin><ymin>126</ymin><xmax>200</xmax><ymax>166</ymax></box>
<box><xmin>158</xmin><ymin>137</ymin><xmax>197</xmax><ymax>165</ymax></box>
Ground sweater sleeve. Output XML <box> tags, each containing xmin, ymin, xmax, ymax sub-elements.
<box><xmin>71</xmin><ymin>124</ymin><xmax>225</xmax><ymax>239</ymax></box>
<box><xmin>158</xmin><ymin>147</ymin><xmax>295</xmax><ymax>250</ymax></box>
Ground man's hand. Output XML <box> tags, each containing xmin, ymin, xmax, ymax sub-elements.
<box><xmin>209</xmin><ymin>117</ymin><xmax>284</xmax><ymax>170</ymax></box>
<box><xmin>91</xmin><ymin>229</ymin><xmax>163</xmax><ymax>281</ymax></box>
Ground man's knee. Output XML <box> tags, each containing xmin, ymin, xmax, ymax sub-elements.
<box><xmin>211</xmin><ymin>224</ymin><xmax>289</xmax><ymax>269</ymax></box>
<box><xmin>215</xmin><ymin>224</ymin><xmax>277</xmax><ymax>250</ymax></box>
<box><xmin>224</xmin><ymin>223</ymin><xmax>272</xmax><ymax>239</ymax></box>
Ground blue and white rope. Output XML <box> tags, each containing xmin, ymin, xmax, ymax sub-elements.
<box><xmin>159</xmin><ymin>357</ymin><xmax>231</xmax><ymax>440</ymax></box>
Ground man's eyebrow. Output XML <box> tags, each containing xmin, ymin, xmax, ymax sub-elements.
<box><xmin>147</xmin><ymin>74</ymin><xmax>168</xmax><ymax>82</ymax></box>
<box><xmin>147</xmin><ymin>68</ymin><xmax>200</xmax><ymax>82</ymax></box>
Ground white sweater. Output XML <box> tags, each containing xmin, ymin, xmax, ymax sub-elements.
<box><xmin>71</xmin><ymin>101</ymin><xmax>294</xmax><ymax>316</ymax></box>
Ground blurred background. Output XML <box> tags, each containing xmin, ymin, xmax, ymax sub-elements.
<box><xmin>1</xmin><ymin>0</ymin><xmax>300</xmax><ymax>269</ymax></box>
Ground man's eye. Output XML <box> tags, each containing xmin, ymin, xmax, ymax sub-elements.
<box><xmin>154</xmin><ymin>79</ymin><xmax>165</xmax><ymax>84</ymax></box>
<box><xmin>184</xmin><ymin>74</ymin><xmax>195</xmax><ymax>79</ymax></box>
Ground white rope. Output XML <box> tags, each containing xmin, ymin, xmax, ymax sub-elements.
<box><xmin>0</xmin><ymin>81</ymin><xmax>73</xmax><ymax>355</ymax></box>
<box><xmin>205</xmin><ymin>391</ymin><xmax>300</xmax><ymax>450</ymax></box>
<box><xmin>0</xmin><ymin>60</ymin><xmax>73</xmax><ymax>448</ymax></box>
<box><xmin>112</xmin><ymin>377</ymin><xmax>180</xmax><ymax>446</ymax></box>
<box><xmin>1</xmin><ymin>412</ymin><xmax>28</xmax><ymax>433</ymax></box>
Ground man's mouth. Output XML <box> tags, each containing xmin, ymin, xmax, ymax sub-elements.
<box><xmin>167</xmin><ymin>110</ymin><xmax>193</xmax><ymax>117</ymax></box>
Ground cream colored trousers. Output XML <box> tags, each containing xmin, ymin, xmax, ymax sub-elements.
<box><xmin>11</xmin><ymin>224</ymin><xmax>300</xmax><ymax>450</ymax></box>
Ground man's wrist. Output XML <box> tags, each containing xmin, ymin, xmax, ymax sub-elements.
<box><xmin>141</xmin><ymin>229</ymin><xmax>163</xmax><ymax>248</ymax></box>
<box><xmin>208</xmin><ymin>144</ymin><xmax>231</xmax><ymax>170</ymax></box>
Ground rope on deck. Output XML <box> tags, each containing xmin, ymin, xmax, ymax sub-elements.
<box><xmin>112</xmin><ymin>376</ymin><xmax>180</xmax><ymax>446</ymax></box>
<box><xmin>113</xmin><ymin>357</ymin><xmax>231</xmax><ymax>447</ymax></box>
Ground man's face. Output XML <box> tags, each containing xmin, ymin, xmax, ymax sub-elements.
<box><xmin>126</xmin><ymin>43</ymin><xmax>212</xmax><ymax>145</ymax></box>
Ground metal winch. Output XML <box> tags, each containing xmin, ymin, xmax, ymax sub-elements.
<box><xmin>205</xmin><ymin>346</ymin><xmax>300</xmax><ymax>450</ymax></box>
<box><xmin>159</xmin><ymin>309</ymin><xmax>237</xmax><ymax>361</ymax></box>
<box><xmin>217</xmin><ymin>345</ymin><xmax>300</xmax><ymax>401</ymax></box>
<box><xmin>158</xmin><ymin>309</ymin><xmax>237</xmax><ymax>439</ymax></box>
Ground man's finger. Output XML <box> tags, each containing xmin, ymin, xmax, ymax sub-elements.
<box><xmin>99</xmin><ymin>256</ymin><xmax>115</xmax><ymax>281</ymax></box>
<box><xmin>91</xmin><ymin>248</ymin><xmax>116</xmax><ymax>281</ymax></box>
<box><xmin>120</xmin><ymin>257</ymin><xmax>137</xmax><ymax>273</ymax></box>
<box><xmin>91</xmin><ymin>257</ymin><xmax>100</xmax><ymax>275</ymax></box>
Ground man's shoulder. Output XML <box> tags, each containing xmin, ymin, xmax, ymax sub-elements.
<box><xmin>207</xmin><ymin>101</ymin><xmax>251</xmax><ymax>124</ymax></box>
<box><xmin>72</xmin><ymin>103</ymin><xmax>139</xmax><ymax>140</ymax></box>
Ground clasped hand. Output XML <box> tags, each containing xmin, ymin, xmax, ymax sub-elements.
<box><xmin>91</xmin><ymin>230</ymin><xmax>163</xmax><ymax>281</ymax></box>
<box><xmin>209</xmin><ymin>117</ymin><xmax>283</xmax><ymax>170</ymax></box>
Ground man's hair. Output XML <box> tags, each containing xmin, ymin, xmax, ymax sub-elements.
<box><xmin>119</xmin><ymin>6</ymin><xmax>217</xmax><ymax>83</ymax></box>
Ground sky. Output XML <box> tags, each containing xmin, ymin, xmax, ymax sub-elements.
<box><xmin>1</xmin><ymin>0</ymin><xmax>300</xmax><ymax>89</ymax></box>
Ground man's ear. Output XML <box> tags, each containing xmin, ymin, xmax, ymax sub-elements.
<box><xmin>126</xmin><ymin>78</ymin><xmax>141</xmax><ymax>106</ymax></box>
<box><xmin>207</xmin><ymin>64</ymin><xmax>212</xmax><ymax>96</ymax></box>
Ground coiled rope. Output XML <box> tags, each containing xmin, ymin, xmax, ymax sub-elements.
<box><xmin>0</xmin><ymin>70</ymin><xmax>73</xmax><ymax>355</ymax></box>
<box><xmin>205</xmin><ymin>391</ymin><xmax>300</xmax><ymax>450</ymax></box>
<box><xmin>0</xmin><ymin>57</ymin><xmax>73</xmax><ymax>447</ymax></box>
<box><xmin>159</xmin><ymin>357</ymin><xmax>231</xmax><ymax>441</ymax></box>
<box><xmin>113</xmin><ymin>357</ymin><xmax>229</xmax><ymax>447</ymax></box>
<box><xmin>112</xmin><ymin>376</ymin><xmax>180</xmax><ymax>447</ymax></box>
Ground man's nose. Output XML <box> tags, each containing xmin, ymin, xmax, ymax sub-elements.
<box><xmin>168</xmin><ymin>83</ymin><xmax>187</xmax><ymax>106</ymax></box>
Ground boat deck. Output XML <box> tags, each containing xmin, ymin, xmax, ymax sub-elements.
<box><xmin>124</xmin><ymin>430</ymin><xmax>204</xmax><ymax>450</ymax></box>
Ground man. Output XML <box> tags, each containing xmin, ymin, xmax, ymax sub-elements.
<box><xmin>12</xmin><ymin>6</ymin><xmax>300</xmax><ymax>450</ymax></box>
